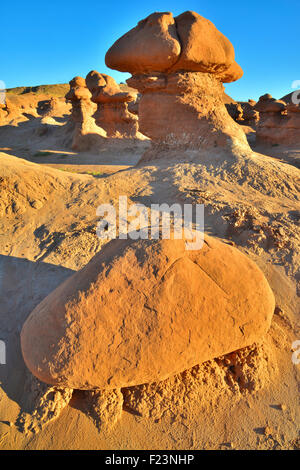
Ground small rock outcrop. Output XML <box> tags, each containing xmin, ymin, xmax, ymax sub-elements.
<box><xmin>21</xmin><ymin>236</ymin><xmax>274</xmax><ymax>390</ymax></box>
<box><xmin>37</xmin><ymin>97</ymin><xmax>71</xmax><ymax>120</ymax></box>
<box><xmin>105</xmin><ymin>11</ymin><xmax>248</xmax><ymax>150</ymax></box>
<box><xmin>86</xmin><ymin>70</ymin><xmax>139</xmax><ymax>138</ymax></box>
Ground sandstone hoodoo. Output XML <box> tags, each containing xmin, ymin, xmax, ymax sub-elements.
<box><xmin>21</xmin><ymin>236</ymin><xmax>275</xmax><ymax>390</ymax></box>
<box><xmin>86</xmin><ymin>70</ymin><xmax>139</xmax><ymax>138</ymax></box>
<box><xmin>65</xmin><ymin>76</ymin><xmax>105</xmax><ymax>150</ymax></box>
<box><xmin>255</xmin><ymin>93</ymin><xmax>300</xmax><ymax>145</ymax></box>
<box><xmin>105</xmin><ymin>11</ymin><xmax>248</xmax><ymax>149</ymax></box>
<box><xmin>240</xmin><ymin>100</ymin><xmax>259</xmax><ymax>126</ymax></box>
<box><xmin>226</xmin><ymin>100</ymin><xmax>259</xmax><ymax>127</ymax></box>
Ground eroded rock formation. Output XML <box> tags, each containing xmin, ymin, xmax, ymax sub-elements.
<box><xmin>105</xmin><ymin>11</ymin><xmax>248</xmax><ymax>149</ymax></box>
<box><xmin>21</xmin><ymin>236</ymin><xmax>274</xmax><ymax>390</ymax></box>
<box><xmin>86</xmin><ymin>70</ymin><xmax>139</xmax><ymax>138</ymax></box>
<box><xmin>226</xmin><ymin>102</ymin><xmax>243</xmax><ymax>122</ymax></box>
<box><xmin>240</xmin><ymin>100</ymin><xmax>259</xmax><ymax>126</ymax></box>
<box><xmin>255</xmin><ymin>94</ymin><xmax>300</xmax><ymax>145</ymax></box>
<box><xmin>226</xmin><ymin>100</ymin><xmax>259</xmax><ymax>127</ymax></box>
<box><xmin>37</xmin><ymin>97</ymin><xmax>71</xmax><ymax>120</ymax></box>
<box><xmin>65</xmin><ymin>76</ymin><xmax>105</xmax><ymax>150</ymax></box>
<box><xmin>0</xmin><ymin>103</ymin><xmax>7</xmax><ymax>123</ymax></box>
<box><xmin>0</xmin><ymin>100</ymin><xmax>19</xmax><ymax>124</ymax></box>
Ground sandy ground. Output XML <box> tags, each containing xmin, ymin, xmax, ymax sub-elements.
<box><xmin>0</xmin><ymin>102</ymin><xmax>299</xmax><ymax>450</ymax></box>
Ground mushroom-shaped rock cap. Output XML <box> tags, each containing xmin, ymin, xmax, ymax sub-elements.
<box><xmin>217</xmin><ymin>62</ymin><xmax>243</xmax><ymax>83</ymax></box>
<box><xmin>86</xmin><ymin>70</ymin><xmax>134</xmax><ymax>104</ymax></box>
<box><xmin>105</xmin><ymin>10</ymin><xmax>243</xmax><ymax>82</ymax></box>
<box><xmin>65</xmin><ymin>76</ymin><xmax>92</xmax><ymax>102</ymax></box>
<box><xmin>69</xmin><ymin>76</ymin><xmax>86</xmax><ymax>88</ymax></box>
<box><xmin>85</xmin><ymin>70</ymin><xmax>107</xmax><ymax>94</ymax></box>
<box><xmin>168</xmin><ymin>11</ymin><xmax>236</xmax><ymax>74</ymax></box>
<box><xmin>255</xmin><ymin>95</ymin><xmax>286</xmax><ymax>113</ymax></box>
<box><xmin>21</xmin><ymin>236</ymin><xmax>275</xmax><ymax>390</ymax></box>
<box><xmin>105</xmin><ymin>12</ymin><xmax>181</xmax><ymax>74</ymax></box>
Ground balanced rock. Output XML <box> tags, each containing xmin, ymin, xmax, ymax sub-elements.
<box><xmin>21</xmin><ymin>236</ymin><xmax>275</xmax><ymax>390</ymax></box>
<box><xmin>86</xmin><ymin>70</ymin><xmax>139</xmax><ymax>138</ymax></box>
<box><xmin>65</xmin><ymin>76</ymin><xmax>105</xmax><ymax>150</ymax></box>
<box><xmin>105</xmin><ymin>11</ymin><xmax>248</xmax><ymax>150</ymax></box>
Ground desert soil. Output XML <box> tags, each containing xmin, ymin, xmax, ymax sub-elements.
<box><xmin>0</xmin><ymin>93</ymin><xmax>299</xmax><ymax>450</ymax></box>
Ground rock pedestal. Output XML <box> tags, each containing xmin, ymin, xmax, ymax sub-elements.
<box><xmin>65</xmin><ymin>76</ymin><xmax>105</xmax><ymax>150</ymax></box>
<box><xmin>240</xmin><ymin>101</ymin><xmax>259</xmax><ymax>126</ymax></box>
<box><xmin>127</xmin><ymin>72</ymin><xmax>246</xmax><ymax>148</ymax></box>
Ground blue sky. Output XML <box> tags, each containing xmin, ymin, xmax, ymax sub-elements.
<box><xmin>1</xmin><ymin>0</ymin><xmax>299</xmax><ymax>101</ymax></box>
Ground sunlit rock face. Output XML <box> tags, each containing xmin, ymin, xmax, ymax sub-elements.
<box><xmin>105</xmin><ymin>11</ymin><xmax>248</xmax><ymax>150</ymax></box>
<box><xmin>65</xmin><ymin>76</ymin><xmax>105</xmax><ymax>150</ymax></box>
<box><xmin>255</xmin><ymin>94</ymin><xmax>300</xmax><ymax>145</ymax></box>
<box><xmin>21</xmin><ymin>236</ymin><xmax>275</xmax><ymax>390</ymax></box>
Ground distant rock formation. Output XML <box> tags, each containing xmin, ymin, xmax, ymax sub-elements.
<box><xmin>85</xmin><ymin>70</ymin><xmax>139</xmax><ymax>138</ymax></box>
<box><xmin>240</xmin><ymin>100</ymin><xmax>259</xmax><ymax>126</ymax></box>
<box><xmin>0</xmin><ymin>100</ymin><xmax>19</xmax><ymax>124</ymax></box>
<box><xmin>226</xmin><ymin>100</ymin><xmax>259</xmax><ymax>127</ymax></box>
<box><xmin>37</xmin><ymin>97</ymin><xmax>70</xmax><ymax>120</ymax></box>
<box><xmin>105</xmin><ymin>11</ymin><xmax>248</xmax><ymax>150</ymax></box>
<box><xmin>255</xmin><ymin>94</ymin><xmax>300</xmax><ymax>145</ymax></box>
<box><xmin>65</xmin><ymin>76</ymin><xmax>105</xmax><ymax>150</ymax></box>
<box><xmin>226</xmin><ymin>102</ymin><xmax>243</xmax><ymax>122</ymax></box>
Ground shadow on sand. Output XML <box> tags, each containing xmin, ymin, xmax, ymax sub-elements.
<box><xmin>0</xmin><ymin>254</ymin><xmax>74</xmax><ymax>411</ymax></box>
<box><xmin>0</xmin><ymin>115</ymin><xmax>149</xmax><ymax>169</ymax></box>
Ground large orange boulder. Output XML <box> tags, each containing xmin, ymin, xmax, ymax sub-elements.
<box><xmin>105</xmin><ymin>11</ymin><xmax>247</xmax><ymax>150</ymax></box>
<box><xmin>21</xmin><ymin>236</ymin><xmax>275</xmax><ymax>390</ymax></box>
